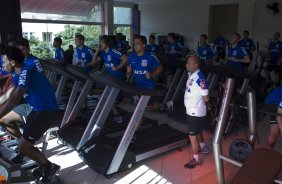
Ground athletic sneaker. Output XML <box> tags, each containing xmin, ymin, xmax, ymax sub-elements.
<box><xmin>112</xmin><ymin>115</ymin><xmax>123</xmax><ymax>123</ymax></box>
<box><xmin>199</xmin><ymin>145</ymin><xmax>210</xmax><ymax>154</ymax></box>
<box><xmin>41</xmin><ymin>163</ymin><xmax>60</xmax><ymax>183</ymax></box>
<box><xmin>0</xmin><ymin>126</ymin><xmax>6</xmax><ymax>137</ymax></box>
<box><xmin>132</xmin><ymin>95</ymin><xmax>139</xmax><ymax>105</ymax></box>
<box><xmin>184</xmin><ymin>158</ymin><xmax>202</xmax><ymax>169</ymax></box>
<box><xmin>165</xmin><ymin>100</ymin><xmax>174</xmax><ymax>111</ymax></box>
<box><xmin>11</xmin><ymin>152</ymin><xmax>25</xmax><ymax>164</ymax></box>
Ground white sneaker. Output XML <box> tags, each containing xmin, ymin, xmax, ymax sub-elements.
<box><xmin>166</xmin><ymin>100</ymin><xmax>174</xmax><ymax>111</ymax></box>
<box><xmin>132</xmin><ymin>95</ymin><xmax>139</xmax><ymax>105</ymax></box>
<box><xmin>112</xmin><ymin>115</ymin><xmax>123</xmax><ymax>123</ymax></box>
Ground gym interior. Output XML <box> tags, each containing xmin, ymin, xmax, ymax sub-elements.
<box><xmin>0</xmin><ymin>0</ymin><xmax>282</xmax><ymax>184</ymax></box>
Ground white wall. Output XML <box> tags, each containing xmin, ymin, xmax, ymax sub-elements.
<box><xmin>139</xmin><ymin>0</ymin><xmax>282</xmax><ymax>51</ymax></box>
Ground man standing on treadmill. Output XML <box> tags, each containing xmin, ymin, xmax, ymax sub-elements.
<box><xmin>184</xmin><ymin>55</ymin><xmax>209</xmax><ymax>169</ymax></box>
<box><xmin>0</xmin><ymin>46</ymin><xmax>60</xmax><ymax>183</ymax></box>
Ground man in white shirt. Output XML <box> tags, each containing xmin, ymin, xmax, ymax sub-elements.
<box><xmin>184</xmin><ymin>55</ymin><xmax>209</xmax><ymax>169</ymax></box>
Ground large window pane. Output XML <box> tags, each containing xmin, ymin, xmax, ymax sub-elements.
<box><xmin>114</xmin><ymin>7</ymin><xmax>132</xmax><ymax>25</ymax></box>
<box><xmin>21</xmin><ymin>3</ymin><xmax>103</xmax><ymax>23</ymax></box>
<box><xmin>22</xmin><ymin>23</ymin><xmax>101</xmax><ymax>59</ymax></box>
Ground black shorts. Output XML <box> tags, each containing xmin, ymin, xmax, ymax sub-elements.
<box><xmin>270</xmin><ymin>115</ymin><xmax>277</xmax><ymax>124</ymax></box>
<box><xmin>13</xmin><ymin>104</ymin><xmax>32</xmax><ymax>121</ymax></box>
<box><xmin>115</xmin><ymin>91</ymin><xmax>124</xmax><ymax>104</ymax></box>
<box><xmin>23</xmin><ymin>110</ymin><xmax>60</xmax><ymax>144</ymax></box>
<box><xmin>266</xmin><ymin>65</ymin><xmax>279</xmax><ymax>73</ymax></box>
<box><xmin>186</xmin><ymin>115</ymin><xmax>205</xmax><ymax>136</ymax></box>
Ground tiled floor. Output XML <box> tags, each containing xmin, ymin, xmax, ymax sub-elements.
<box><xmin>43</xmin><ymin>105</ymin><xmax>282</xmax><ymax>184</ymax></box>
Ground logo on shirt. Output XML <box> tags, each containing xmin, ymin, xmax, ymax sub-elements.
<box><xmin>82</xmin><ymin>53</ymin><xmax>86</xmax><ymax>58</ymax></box>
<box><xmin>203</xmin><ymin>50</ymin><xmax>207</xmax><ymax>55</ymax></box>
<box><xmin>19</xmin><ymin>70</ymin><xmax>27</xmax><ymax>85</ymax></box>
<box><xmin>200</xmin><ymin>79</ymin><xmax>206</xmax><ymax>89</ymax></box>
<box><xmin>141</xmin><ymin>59</ymin><xmax>148</xmax><ymax>67</ymax></box>
<box><xmin>107</xmin><ymin>55</ymin><xmax>112</xmax><ymax>61</ymax></box>
<box><xmin>233</xmin><ymin>50</ymin><xmax>237</xmax><ymax>55</ymax></box>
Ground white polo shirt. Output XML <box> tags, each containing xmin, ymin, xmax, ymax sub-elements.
<box><xmin>184</xmin><ymin>69</ymin><xmax>209</xmax><ymax>117</ymax></box>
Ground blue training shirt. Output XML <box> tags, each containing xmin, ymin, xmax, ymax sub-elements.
<box><xmin>14</xmin><ymin>65</ymin><xmax>58</xmax><ymax>111</ymax></box>
<box><xmin>227</xmin><ymin>45</ymin><xmax>248</xmax><ymax>72</ymax></box>
<box><xmin>75</xmin><ymin>46</ymin><xmax>94</xmax><ymax>73</ymax></box>
<box><xmin>268</xmin><ymin>41</ymin><xmax>282</xmax><ymax>64</ymax></box>
<box><xmin>115</xmin><ymin>40</ymin><xmax>128</xmax><ymax>54</ymax></box>
<box><xmin>168</xmin><ymin>41</ymin><xmax>183</xmax><ymax>61</ymax></box>
<box><xmin>213</xmin><ymin>36</ymin><xmax>225</xmax><ymax>54</ymax></box>
<box><xmin>0</xmin><ymin>55</ymin><xmax>9</xmax><ymax>76</ymax></box>
<box><xmin>54</xmin><ymin>47</ymin><xmax>65</xmax><ymax>61</ymax></box>
<box><xmin>265</xmin><ymin>87</ymin><xmax>282</xmax><ymax>105</ymax></box>
<box><xmin>197</xmin><ymin>44</ymin><xmax>215</xmax><ymax>64</ymax></box>
<box><xmin>146</xmin><ymin>43</ymin><xmax>160</xmax><ymax>55</ymax></box>
<box><xmin>238</xmin><ymin>39</ymin><xmax>255</xmax><ymax>55</ymax></box>
<box><xmin>99</xmin><ymin>48</ymin><xmax>125</xmax><ymax>80</ymax></box>
<box><xmin>24</xmin><ymin>54</ymin><xmax>44</xmax><ymax>74</ymax></box>
<box><xmin>128</xmin><ymin>51</ymin><xmax>161</xmax><ymax>90</ymax></box>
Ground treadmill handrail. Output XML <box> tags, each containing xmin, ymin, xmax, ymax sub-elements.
<box><xmin>201</xmin><ymin>63</ymin><xmax>248</xmax><ymax>79</ymax></box>
<box><xmin>48</xmin><ymin>63</ymin><xmax>78</xmax><ymax>81</ymax></box>
<box><xmin>66</xmin><ymin>65</ymin><xmax>91</xmax><ymax>80</ymax></box>
<box><xmin>89</xmin><ymin>72</ymin><xmax>164</xmax><ymax>97</ymax></box>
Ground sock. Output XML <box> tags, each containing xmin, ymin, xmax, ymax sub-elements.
<box><xmin>193</xmin><ymin>154</ymin><xmax>200</xmax><ymax>161</ymax></box>
<box><xmin>200</xmin><ymin>142</ymin><xmax>206</xmax><ymax>149</ymax></box>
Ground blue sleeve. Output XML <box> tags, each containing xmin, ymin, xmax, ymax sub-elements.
<box><xmin>151</xmin><ymin>54</ymin><xmax>161</xmax><ymax>70</ymax></box>
<box><xmin>87</xmin><ymin>48</ymin><xmax>94</xmax><ymax>60</ymax></box>
<box><xmin>175</xmin><ymin>42</ymin><xmax>183</xmax><ymax>50</ymax></box>
<box><xmin>112</xmin><ymin>49</ymin><xmax>122</xmax><ymax>60</ymax></box>
<box><xmin>127</xmin><ymin>54</ymin><xmax>133</xmax><ymax>67</ymax></box>
<box><xmin>208</xmin><ymin>47</ymin><xmax>215</xmax><ymax>57</ymax></box>
<box><xmin>196</xmin><ymin>77</ymin><xmax>208</xmax><ymax>90</ymax></box>
<box><xmin>239</xmin><ymin>47</ymin><xmax>248</xmax><ymax>57</ymax></box>
<box><xmin>18</xmin><ymin>68</ymin><xmax>31</xmax><ymax>89</ymax></box>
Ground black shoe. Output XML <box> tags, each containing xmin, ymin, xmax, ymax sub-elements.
<box><xmin>11</xmin><ymin>152</ymin><xmax>25</xmax><ymax>164</ymax></box>
<box><xmin>41</xmin><ymin>163</ymin><xmax>60</xmax><ymax>183</ymax></box>
<box><xmin>184</xmin><ymin>158</ymin><xmax>202</xmax><ymax>169</ymax></box>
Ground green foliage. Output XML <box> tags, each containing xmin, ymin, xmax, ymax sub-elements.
<box><xmin>27</xmin><ymin>25</ymin><xmax>101</xmax><ymax>59</ymax></box>
<box><xmin>29</xmin><ymin>36</ymin><xmax>53</xmax><ymax>59</ymax></box>
<box><xmin>114</xmin><ymin>27</ymin><xmax>131</xmax><ymax>43</ymax></box>
<box><xmin>56</xmin><ymin>25</ymin><xmax>100</xmax><ymax>50</ymax></box>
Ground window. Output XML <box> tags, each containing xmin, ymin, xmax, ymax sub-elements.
<box><xmin>21</xmin><ymin>22</ymin><xmax>101</xmax><ymax>59</ymax></box>
<box><xmin>114</xmin><ymin>6</ymin><xmax>133</xmax><ymax>45</ymax></box>
<box><xmin>22</xmin><ymin>32</ymin><xmax>28</xmax><ymax>39</ymax></box>
<box><xmin>114</xmin><ymin>7</ymin><xmax>132</xmax><ymax>25</ymax></box>
<box><xmin>20</xmin><ymin>1</ymin><xmax>103</xmax><ymax>59</ymax></box>
<box><xmin>42</xmin><ymin>32</ymin><xmax>52</xmax><ymax>43</ymax></box>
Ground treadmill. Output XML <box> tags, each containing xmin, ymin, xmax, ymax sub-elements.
<box><xmin>78</xmin><ymin>71</ymin><xmax>187</xmax><ymax>177</ymax></box>
<box><xmin>58</xmin><ymin>65</ymin><xmax>158</xmax><ymax>150</ymax></box>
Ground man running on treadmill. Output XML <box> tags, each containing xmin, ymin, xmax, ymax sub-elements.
<box><xmin>0</xmin><ymin>38</ymin><xmax>44</xmax><ymax>141</ymax></box>
<box><xmin>0</xmin><ymin>46</ymin><xmax>60</xmax><ymax>183</ymax></box>
<box><xmin>127</xmin><ymin>35</ymin><xmax>163</xmax><ymax>120</ymax></box>
<box><xmin>184</xmin><ymin>55</ymin><xmax>209</xmax><ymax>169</ymax></box>
<box><xmin>91</xmin><ymin>35</ymin><xmax>128</xmax><ymax>123</ymax></box>
<box><xmin>265</xmin><ymin>86</ymin><xmax>282</xmax><ymax>149</ymax></box>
